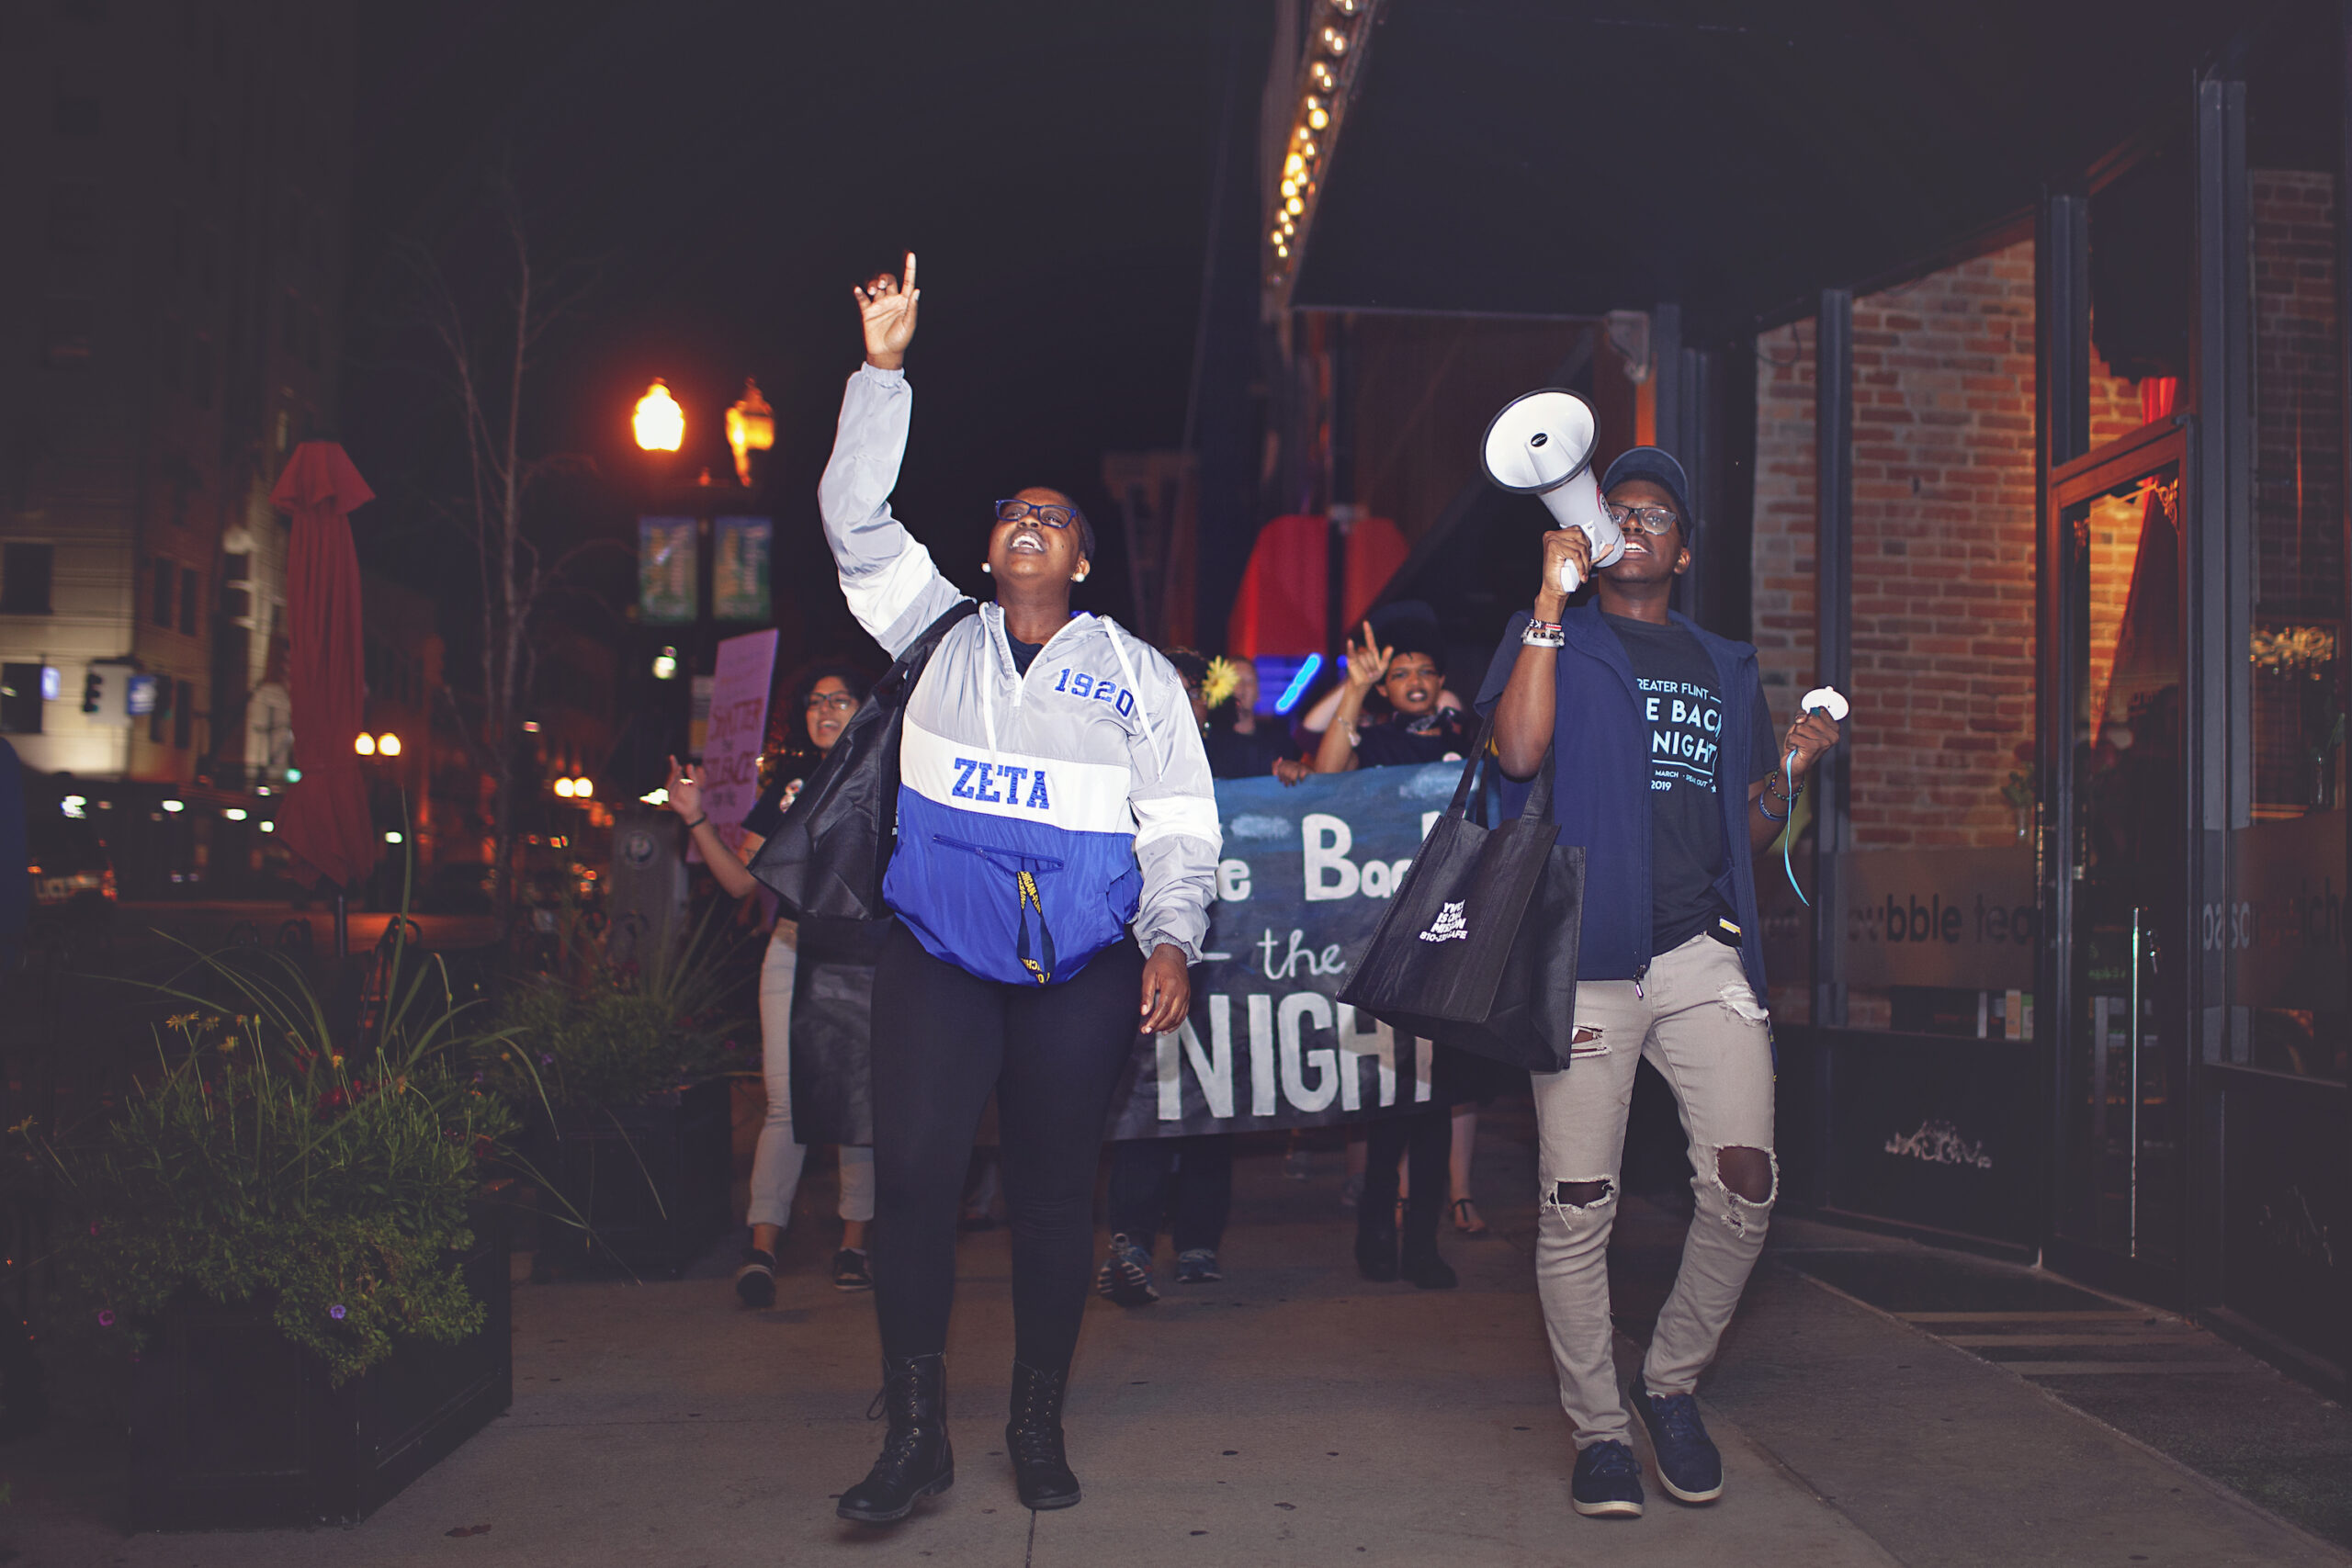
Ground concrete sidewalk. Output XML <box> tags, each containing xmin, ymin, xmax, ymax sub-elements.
<box><xmin>3</xmin><ymin>1120</ymin><xmax>2346</xmax><ymax>1566</ymax></box>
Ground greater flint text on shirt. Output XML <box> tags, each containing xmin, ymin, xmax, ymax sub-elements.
<box><xmin>1641</xmin><ymin>677</ymin><xmax>1722</xmax><ymax>791</ymax></box>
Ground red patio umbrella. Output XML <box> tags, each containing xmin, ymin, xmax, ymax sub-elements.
<box><xmin>271</xmin><ymin>442</ymin><xmax>378</xmax><ymax>937</ymax></box>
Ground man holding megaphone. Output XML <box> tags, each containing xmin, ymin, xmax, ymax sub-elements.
<box><xmin>1476</xmin><ymin>439</ymin><xmax>1841</xmax><ymax>1521</ymax></box>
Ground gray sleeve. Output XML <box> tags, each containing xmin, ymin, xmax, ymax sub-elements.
<box><xmin>1121</xmin><ymin>642</ymin><xmax>1222</xmax><ymax>964</ymax></box>
<box><xmin>814</xmin><ymin>363</ymin><xmax>969</xmax><ymax>658</ymax></box>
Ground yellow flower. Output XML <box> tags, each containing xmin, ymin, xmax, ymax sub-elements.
<box><xmin>1202</xmin><ymin>657</ymin><xmax>1242</xmax><ymax>709</ymax></box>
<box><xmin>166</xmin><ymin>1013</ymin><xmax>198</xmax><ymax>1031</ymax></box>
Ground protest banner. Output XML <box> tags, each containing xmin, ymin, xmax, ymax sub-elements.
<box><xmin>1106</xmin><ymin>760</ymin><xmax>1471</xmax><ymax>1138</ymax></box>
<box><xmin>698</xmin><ymin>628</ymin><xmax>778</xmax><ymax>858</ymax></box>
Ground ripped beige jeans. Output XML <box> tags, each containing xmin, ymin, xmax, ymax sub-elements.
<box><xmin>1531</xmin><ymin>931</ymin><xmax>1775</xmax><ymax>1449</ymax></box>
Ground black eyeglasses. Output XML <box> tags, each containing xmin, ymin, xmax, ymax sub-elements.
<box><xmin>805</xmin><ymin>692</ymin><xmax>860</xmax><ymax>714</ymax></box>
<box><xmin>995</xmin><ymin>498</ymin><xmax>1077</xmax><ymax>530</ymax></box>
<box><xmin>1602</xmin><ymin>501</ymin><xmax>1682</xmax><ymax>536</ymax></box>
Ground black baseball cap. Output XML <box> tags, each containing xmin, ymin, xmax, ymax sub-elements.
<box><xmin>1600</xmin><ymin>447</ymin><xmax>1695</xmax><ymax>536</ymax></box>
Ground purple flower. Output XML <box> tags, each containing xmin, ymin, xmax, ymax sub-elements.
<box><xmin>96</xmin><ymin>1309</ymin><xmax>113</xmax><ymax>1326</ymax></box>
<box><xmin>472</xmin><ymin>1071</ymin><xmax>484</xmax><ymax>1085</ymax></box>
<box><xmin>330</xmin><ymin>1303</ymin><xmax>346</xmax><ymax>1321</ymax></box>
<box><xmin>539</xmin><ymin>1053</ymin><xmax>554</xmax><ymax>1066</ymax></box>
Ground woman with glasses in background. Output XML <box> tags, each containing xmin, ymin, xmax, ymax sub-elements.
<box><xmin>665</xmin><ymin>662</ymin><xmax>876</xmax><ymax>1298</ymax></box>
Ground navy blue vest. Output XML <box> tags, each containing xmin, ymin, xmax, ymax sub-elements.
<box><xmin>1488</xmin><ymin>605</ymin><xmax>1771</xmax><ymax>1001</ymax></box>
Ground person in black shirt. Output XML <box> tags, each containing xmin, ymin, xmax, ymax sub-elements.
<box><xmin>1312</xmin><ymin>615</ymin><xmax>1474</xmax><ymax>775</ymax></box>
<box><xmin>667</xmin><ymin>662</ymin><xmax>875</xmax><ymax>1302</ymax></box>
<box><xmin>1199</xmin><ymin>655</ymin><xmax>1311</xmax><ymax>784</ymax></box>
<box><xmin>1481</xmin><ymin>446</ymin><xmax>1840</xmax><ymax>1521</ymax></box>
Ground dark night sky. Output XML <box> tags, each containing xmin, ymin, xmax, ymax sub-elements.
<box><xmin>340</xmin><ymin>0</ymin><xmax>1247</xmax><ymax>659</ymax></box>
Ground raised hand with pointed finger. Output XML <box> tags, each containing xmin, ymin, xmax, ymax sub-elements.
<box><xmin>854</xmin><ymin>252</ymin><xmax>921</xmax><ymax>370</ymax></box>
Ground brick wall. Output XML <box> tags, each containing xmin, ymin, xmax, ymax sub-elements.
<box><xmin>2249</xmin><ymin>168</ymin><xmax>2346</xmax><ymax>809</ymax></box>
<box><xmin>1752</xmin><ymin>240</ymin><xmax>2145</xmax><ymax>854</ymax></box>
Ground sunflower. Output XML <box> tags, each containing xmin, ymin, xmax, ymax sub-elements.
<box><xmin>1201</xmin><ymin>656</ymin><xmax>1243</xmax><ymax>710</ymax></box>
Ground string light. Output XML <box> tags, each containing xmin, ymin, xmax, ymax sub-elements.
<box><xmin>1268</xmin><ymin>1</ymin><xmax>1374</xmax><ymax>288</ymax></box>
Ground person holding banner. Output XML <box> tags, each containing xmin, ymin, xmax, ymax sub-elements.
<box><xmin>1097</xmin><ymin>650</ymin><xmax>1267</xmax><ymax>1305</ymax></box>
<box><xmin>1479</xmin><ymin>447</ymin><xmax>1841</xmax><ymax>1520</ymax></box>
<box><xmin>820</xmin><ymin>254</ymin><xmax>1220</xmax><ymax>1524</ymax></box>
<box><xmin>663</xmin><ymin>662</ymin><xmax>876</xmax><ymax>1301</ymax></box>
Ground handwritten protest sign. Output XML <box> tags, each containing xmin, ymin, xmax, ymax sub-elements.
<box><xmin>700</xmin><ymin>628</ymin><xmax>777</xmax><ymax>858</ymax></box>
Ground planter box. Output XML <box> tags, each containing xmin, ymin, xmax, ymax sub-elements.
<box><xmin>530</xmin><ymin>1078</ymin><xmax>731</xmax><ymax>1279</ymax></box>
<box><xmin>126</xmin><ymin>1206</ymin><xmax>512</xmax><ymax>1529</ymax></box>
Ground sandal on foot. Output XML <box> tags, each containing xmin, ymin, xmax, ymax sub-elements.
<box><xmin>1451</xmin><ymin>1198</ymin><xmax>1490</xmax><ymax>1237</ymax></box>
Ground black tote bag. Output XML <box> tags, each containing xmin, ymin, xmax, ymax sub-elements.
<box><xmin>1338</xmin><ymin>715</ymin><xmax>1584</xmax><ymax>1072</ymax></box>
<box><xmin>748</xmin><ymin>600</ymin><xmax>977</xmax><ymax>922</ymax></box>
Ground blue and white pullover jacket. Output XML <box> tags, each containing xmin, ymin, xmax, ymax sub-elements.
<box><xmin>817</xmin><ymin>363</ymin><xmax>1222</xmax><ymax>987</ymax></box>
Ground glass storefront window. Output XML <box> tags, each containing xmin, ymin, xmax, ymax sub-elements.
<box><xmin>2234</xmin><ymin>54</ymin><xmax>2349</xmax><ymax>1085</ymax></box>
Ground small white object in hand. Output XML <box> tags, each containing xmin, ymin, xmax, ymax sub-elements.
<box><xmin>1800</xmin><ymin>686</ymin><xmax>1850</xmax><ymax>722</ymax></box>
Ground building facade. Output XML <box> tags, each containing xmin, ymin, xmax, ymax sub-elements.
<box><xmin>0</xmin><ymin>0</ymin><xmax>356</xmax><ymax>794</ymax></box>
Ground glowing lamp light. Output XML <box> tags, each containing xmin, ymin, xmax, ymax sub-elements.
<box><xmin>224</xmin><ymin>808</ymin><xmax>248</xmax><ymax>822</ymax></box>
<box><xmin>1308</xmin><ymin>106</ymin><xmax>1329</xmax><ymax>130</ymax></box>
<box><xmin>376</xmin><ymin>732</ymin><xmax>402</xmax><ymax>758</ymax></box>
<box><xmin>61</xmin><ymin>795</ymin><xmax>86</xmax><ymax>819</ymax></box>
<box><xmin>633</xmin><ymin>379</ymin><xmax>684</xmax><ymax>452</ymax></box>
<box><xmin>553</xmin><ymin>777</ymin><xmax>576</xmax><ymax>798</ymax></box>
<box><xmin>522</xmin><ymin>720</ymin><xmax>542</xmax><ymax>734</ymax></box>
<box><xmin>284</xmin><ymin>767</ymin><xmax>301</xmax><ymax>782</ymax></box>
<box><xmin>640</xmin><ymin>786</ymin><xmax>671</xmax><ymax>807</ymax></box>
<box><xmin>651</xmin><ymin>646</ymin><xmax>679</xmax><ymax>681</ymax></box>
<box><xmin>725</xmin><ymin>378</ymin><xmax>775</xmax><ymax>487</ymax></box>
<box><xmin>571</xmin><ymin>777</ymin><xmax>594</xmax><ymax>800</ymax></box>
<box><xmin>353</xmin><ymin>733</ymin><xmax>375</xmax><ymax>756</ymax></box>
<box><xmin>161</xmin><ymin>799</ymin><xmax>185</xmax><ymax>814</ymax></box>
<box><xmin>384</xmin><ymin>830</ymin><xmax>404</xmax><ymax>845</ymax></box>
<box><xmin>259</xmin><ymin>819</ymin><xmax>276</xmax><ymax>832</ymax></box>
<box><xmin>1321</xmin><ymin>24</ymin><xmax>1350</xmax><ymax>53</ymax></box>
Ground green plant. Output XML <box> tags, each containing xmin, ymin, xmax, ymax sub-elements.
<box><xmin>15</xmin><ymin>931</ymin><xmax>518</xmax><ymax>1387</ymax></box>
<box><xmin>488</xmin><ymin>912</ymin><xmax>750</xmax><ymax>1112</ymax></box>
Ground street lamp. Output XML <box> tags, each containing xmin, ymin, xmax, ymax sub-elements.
<box><xmin>633</xmin><ymin>379</ymin><xmax>684</xmax><ymax>452</ymax></box>
<box><xmin>725</xmin><ymin>379</ymin><xmax>774</xmax><ymax>487</ymax></box>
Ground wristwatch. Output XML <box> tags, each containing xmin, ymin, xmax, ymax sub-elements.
<box><xmin>1521</xmin><ymin>617</ymin><xmax>1565</xmax><ymax>649</ymax></box>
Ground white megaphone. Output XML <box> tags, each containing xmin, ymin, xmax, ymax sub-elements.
<box><xmin>1481</xmin><ymin>389</ymin><xmax>1625</xmax><ymax>595</ymax></box>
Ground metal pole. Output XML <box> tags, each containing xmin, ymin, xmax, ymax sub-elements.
<box><xmin>333</xmin><ymin>888</ymin><xmax>349</xmax><ymax>960</ymax></box>
<box><xmin>1813</xmin><ymin>288</ymin><xmax>1854</xmax><ymax>1030</ymax></box>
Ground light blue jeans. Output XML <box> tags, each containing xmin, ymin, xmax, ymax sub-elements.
<box><xmin>749</xmin><ymin>923</ymin><xmax>876</xmax><ymax>1231</ymax></box>
<box><xmin>1532</xmin><ymin>932</ymin><xmax>1776</xmax><ymax>1448</ymax></box>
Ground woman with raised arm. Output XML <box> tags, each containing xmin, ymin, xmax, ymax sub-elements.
<box><xmin>665</xmin><ymin>662</ymin><xmax>876</xmax><ymax>1300</ymax></box>
<box><xmin>817</xmin><ymin>254</ymin><xmax>1219</xmax><ymax>1525</ymax></box>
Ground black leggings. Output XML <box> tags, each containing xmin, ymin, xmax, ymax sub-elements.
<box><xmin>869</xmin><ymin>919</ymin><xmax>1143</xmax><ymax>1371</ymax></box>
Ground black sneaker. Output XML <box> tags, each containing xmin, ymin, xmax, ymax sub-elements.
<box><xmin>1174</xmin><ymin>1247</ymin><xmax>1222</xmax><ymax>1284</ymax></box>
<box><xmin>832</xmin><ymin>1247</ymin><xmax>874</xmax><ymax>1292</ymax></box>
<box><xmin>1093</xmin><ymin>1234</ymin><xmax>1158</xmax><ymax>1306</ymax></box>
<box><xmin>734</xmin><ymin>1247</ymin><xmax>777</xmax><ymax>1309</ymax></box>
<box><xmin>1570</xmin><ymin>1439</ymin><xmax>1645</xmax><ymax>1518</ymax></box>
<box><xmin>1631</xmin><ymin>1373</ymin><xmax>1723</xmax><ymax>1503</ymax></box>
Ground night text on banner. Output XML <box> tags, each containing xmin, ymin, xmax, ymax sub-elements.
<box><xmin>1106</xmin><ymin>761</ymin><xmax>1464</xmax><ymax>1138</ymax></box>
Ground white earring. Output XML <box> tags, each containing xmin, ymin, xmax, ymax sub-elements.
<box><xmin>980</xmin><ymin>561</ymin><xmax>992</xmax><ymax>574</ymax></box>
<box><xmin>1072</xmin><ymin>571</ymin><xmax>1088</xmax><ymax>582</ymax></box>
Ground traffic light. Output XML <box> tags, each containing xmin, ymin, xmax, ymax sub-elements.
<box><xmin>81</xmin><ymin>670</ymin><xmax>103</xmax><ymax>714</ymax></box>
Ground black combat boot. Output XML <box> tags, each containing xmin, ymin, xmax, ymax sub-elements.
<box><xmin>837</xmin><ymin>1353</ymin><xmax>953</xmax><ymax>1524</ymax></box>
<box><xmin>1005</xmin><ymin>1360</ymin><xmax>1081</xmax><ymax>1510</ymax></box>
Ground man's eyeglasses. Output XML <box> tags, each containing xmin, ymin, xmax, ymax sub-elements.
<box><xmin>1602</xmin><ymin>502</ymin><xmax>1682</xmax><ymax>536</ymax></box>
<box><xmin>806</xmin><ymin>693</ymin><xmax>861</xmax><ymax>715</ymax></box>
<box><xmin>995</xmin><ymin>498</ymin><xmax>1077</xmax><ymax>530</ymax></box>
